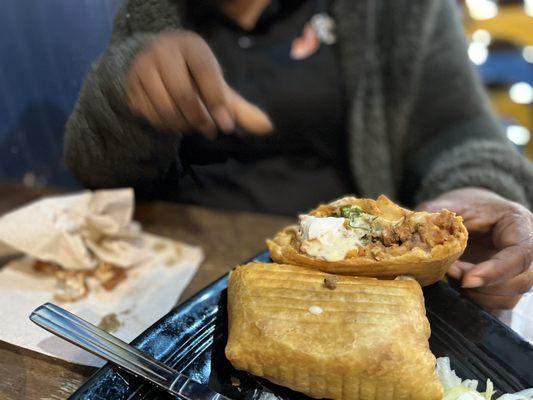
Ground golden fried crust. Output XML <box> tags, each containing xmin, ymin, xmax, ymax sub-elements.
<box><xmin>267</xmin><ymin>195</ymin><xmax>468</xmax><ymax>286</ymax></box>
<box><xmin>225</xmin><ymin>263</ymin><xmax>443</xmax><ymax>400</ymax></box>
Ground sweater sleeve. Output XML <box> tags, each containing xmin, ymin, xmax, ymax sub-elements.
<box><xmin>402</xmin><ymin>0</ymin><xmax>533</xmax><ymax>208</ymax></box>
<box><xmin>64</xmin><ymin>2</ymin><xmax>181</xmax><ymax>196</ymax></box>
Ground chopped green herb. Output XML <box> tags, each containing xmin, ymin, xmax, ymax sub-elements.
<box><xmin>349</xmin><ymin>224</ymin><xmax>370</xmax><ymax>231</ymax></box>
<box><xmin>339</xmin><ymin>205</ymin><xmax>363</xmax><ymax>219</ymax></box>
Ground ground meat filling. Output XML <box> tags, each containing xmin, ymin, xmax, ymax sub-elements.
<box><xmin>365</xmin><ymin>209</ymin><xmax>459</xmax><ymax>260</ymax></box>
<box><xmin>296</xmin><ymin>203</ymin><xmax>461</xmax><ymax>261</ymax></box>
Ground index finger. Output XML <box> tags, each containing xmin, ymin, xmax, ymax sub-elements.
<box><xmin>183</xmin><ymin>37</ymin><xmax>234</xmax><ymax>133</ymax></box>
<box><xmin>462</xmin><ymin>244</ymin><xmax>532</xmax><ymax>288</ymax></box>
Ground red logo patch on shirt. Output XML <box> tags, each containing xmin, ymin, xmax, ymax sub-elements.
<box><xmin>290</xmin><ymin>22</ymin><xmax>320</xmax><ymax>60</ymax></box>
<box><xmin>290</xmin><ymin>14</ymin><xmax>336</xmax><ymax>60</ymax></box>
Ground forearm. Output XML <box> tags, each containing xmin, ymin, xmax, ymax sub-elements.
<box><xmin>408</xmin><ymin>115</ymin><xmax>533</xmax><ymax>208</ymax></box>
<box><xmin>402</xmin><ymin>0</ymin><xmax>533</xmax><ymax>208</ymax></box>
<box><xmin>415</xmin><ymin>138</ymin><xmax>533</xmax><ymax>208</ymax></box>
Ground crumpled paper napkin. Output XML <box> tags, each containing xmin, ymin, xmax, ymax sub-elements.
<box><xmin>0</xmin><ymin>188</ymin><xmax>148</xmax><ymax>270</ymax></box>
<box><xmin>0</xmin><ymin>189</ymin><xmax>203</xmax><ymax>366</ymax></box>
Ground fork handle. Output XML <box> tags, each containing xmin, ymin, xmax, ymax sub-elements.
<box><xmin>30</xmin><ymin>303</ymin><xmax>229</xmax><ymax>400</ymax></box>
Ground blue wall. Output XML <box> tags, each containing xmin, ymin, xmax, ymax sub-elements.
<box><xmin>0</xmin><ymin>0</ymin><xmax>122</xmax><ymax>187</ymax></box>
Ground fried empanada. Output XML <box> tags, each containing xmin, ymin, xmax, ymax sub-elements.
<box><xmin>267</xmin><ymin>195</ymin><xmax>467</xmax><ymax>286</ymax></box>
<box><xmin>225</xmin><ymin>262</ymin><xmax>443</xmax><ymax>400</ymax></box>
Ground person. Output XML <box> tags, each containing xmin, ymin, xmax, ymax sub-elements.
<box><xmin>64</xmin><ymin>0</ymin><xmax>533</xmax><ymax>310</ymax></box>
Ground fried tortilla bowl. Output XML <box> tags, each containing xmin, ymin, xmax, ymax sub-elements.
<box><xmin>267</xmin><ymin>195</ymin><xmax>468</xmax><ymax>286</ymax></box>
<box><xmin>225</xmin><ymin>262</ymin><xmax>443</xmax><ymax>400</ymax></box>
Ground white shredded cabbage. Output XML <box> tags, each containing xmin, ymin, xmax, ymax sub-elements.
<box><xmin>437</xmin><ymin>357</ymin><xmax>533</xmax><ymax>400</ymax></box>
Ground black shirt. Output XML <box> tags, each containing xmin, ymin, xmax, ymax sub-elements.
<box><xmin>174</xmin><ymin>0</ymin><xmax>353</xmax><ymax>215</ymax></box>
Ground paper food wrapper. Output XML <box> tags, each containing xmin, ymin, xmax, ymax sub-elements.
<box><xmin>0</xmin><ymin>188</ymin><xmax>147</xmax><ymax>270</ymax></box>
<box><xmin>0</xmin><ymin>189</ymin><xmax>203</xmax><ymax>366</ymax></box>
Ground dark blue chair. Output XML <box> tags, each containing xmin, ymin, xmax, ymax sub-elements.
<box><xmin>0</xmin><ymin>0</ymin><xmax>122</xmax><ymax>188</ymax></box>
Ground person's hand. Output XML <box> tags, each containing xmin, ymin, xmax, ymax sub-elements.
<box><xmin>418</xmin><ymin>187</ymin><xmax>533</xmax><ymax>310</ymax></box>
<box><xmin>126</xmin><ymin>31</ymin><xmax>273</xmax><ymax>138</ymax></box>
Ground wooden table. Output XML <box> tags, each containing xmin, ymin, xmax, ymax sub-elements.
<box><xmin>0</xmin><ymin>183</ymin><xmax>292</xmax><ymax>400</ymax></box>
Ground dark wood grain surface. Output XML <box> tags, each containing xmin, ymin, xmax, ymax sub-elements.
<box><xmin>0</xmin><ymin>182</ymin><xmax>292</xmax><ymax>400</ymax></box>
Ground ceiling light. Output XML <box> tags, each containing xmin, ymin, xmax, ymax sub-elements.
<box><xmin>509</xmin><ymin>82</ymin><xmax>533</xmax><ymax>104</ymax></box>
<box><xmin>522</xmin><ymin>46</ymin><xmax>533</xmax><ymax>63</ymax></box>
<box><xmin>468</xmin><ymin>42</ymin><xmax>489</xmax><ymax>65</ymax></box>
<box><xmin>466</xmin><ymin>0</ymin><xmax>498</xmax><ymax>20</ymax></box>
<box><xmin>506</xmin><ymin>125</ymin><xmax>531</xmax><ymax>146</ymax></box>
<box><xmin>472</xmin><ymin>29</ymin><xmax>492</xmax><ymax>46</ymax></box>
<box><xmin>525</xmin><ymin>0</ymin><xmax>533</xmax><ymax>17</ymax></box>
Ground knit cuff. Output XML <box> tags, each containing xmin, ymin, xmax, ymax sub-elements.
<box><xmin>65</xmin><ymin>32</ymin><xmax>181</xmax><ymax>191</ymax></box>
<box><xmin>416</xmin><ymin>140</ymin><xmax>533</xmax><ymax>208</ymax></box>
<box><xmin>96</xmin><ymin>32</ymin><xmax>158</xmax><ymax>115</ymax></box>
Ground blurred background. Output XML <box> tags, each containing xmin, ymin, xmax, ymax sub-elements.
<box><xmin>0</xmin><ymin>0</ymin><xmax>531</xmax><ymax>189</ymax></box>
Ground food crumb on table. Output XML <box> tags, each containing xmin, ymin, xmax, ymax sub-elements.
<box><xmin>152</xmin><ymin>241</ymin><xmax>167</xmax><ymax>252</ymax></box>
<box><xmin>165</xmin><ymin>256</ymin><xmax>178</xmax><ymax>266</ymax></box>
<box><xmin>98</xmin><ymin>313</ymin><xmax>122</xmax><ymax>332</ymax></box>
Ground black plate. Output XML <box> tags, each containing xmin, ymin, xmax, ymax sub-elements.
<box><xmin>69</xmin><ymin>252</ymin><xmax>533</xmax><ymax>399</ymax></box>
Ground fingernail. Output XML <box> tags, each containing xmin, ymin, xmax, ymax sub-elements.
<box><xmin>200</xmin><ymin>122</ymin><xmax>217</xmax><ymax>139</ymax></box>
<box><xmin>447</xmin><ymin>266</ymin><xmax>462</xmax><ymax>280</ymax></box>
<box><xmin>462</xmin><ymin>276</ymin><xmax>484</xmax><ymax>289</ymax></box>
<box><xmin>212</xmin><ymin>107</ymin><xmax>235</xmax><ymax>133</ymax></box>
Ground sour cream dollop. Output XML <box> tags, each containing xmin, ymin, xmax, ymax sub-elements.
<box><xmin>298</xmin><ymin>215</ymin><xmax>365</xmax><ymax>262</ymax></box>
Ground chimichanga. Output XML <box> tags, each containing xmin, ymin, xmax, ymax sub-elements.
<box><xmin>267</xmin><ymin>195</ymin><xmax>468</xmax><ymax>286</ymax></box>
<box><xmin>225</xmin><ymin>262</ymin><xmax>443</xmax><ymax>400</ymax></box>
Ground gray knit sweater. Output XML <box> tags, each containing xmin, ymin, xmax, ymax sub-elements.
<box><xmin>64</xmin><ymin>0</ymin><xmax>533</xmax><ymax>209</ymax></box>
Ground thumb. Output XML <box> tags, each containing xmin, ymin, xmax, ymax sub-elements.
<box><xmin>416</xmin><ymin>199</ymin><xmax>463</xmax><ymax>213</ymax></box>
<box><xmin>418</xmin><ymin>199</ymin><xmax>486</xmax><ymax>232</ymax></box>
<box><xmin>447</xmin><ymin>260</ymin><xmax>475</xmax><ymax>281</ymax></box>
<box><xmin>228</xmin><ymin>88</ymin><xmax>274</xmax><ymax>136</ymax></box>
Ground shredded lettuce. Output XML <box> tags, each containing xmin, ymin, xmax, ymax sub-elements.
<box><xmin>437</xmin><ymin>358</ymin><xmax>533</xmax><ymax>400</ymax></box>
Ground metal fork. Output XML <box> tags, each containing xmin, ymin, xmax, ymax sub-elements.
<box><xmin>30</xmin><ymin>303</ymin><xmax>230</xmax><ymax>400</ymax></box>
